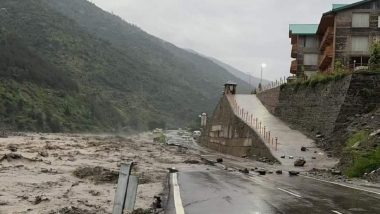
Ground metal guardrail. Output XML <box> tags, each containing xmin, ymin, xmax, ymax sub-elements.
<box><xmin>257</xmin><ymin>76</ymin><xmax>287</xmax><ymax>93</ymax></box>
<box><xmin>112</xmin><ymin>162</ymin><xmax>139</xmax><ymax>214</ymax></box>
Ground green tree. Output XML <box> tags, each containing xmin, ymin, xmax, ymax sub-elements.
<box><xmin>334</xmin><ymin>60</ymin><xmax>345</xmax><ymax>74</ymax></box>
<box><xmin>369</xmin><ymin>41</ymin><xmax>380</xmax><ymax>71</ymax></box>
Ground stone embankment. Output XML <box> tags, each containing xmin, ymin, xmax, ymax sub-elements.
<box><xmin>257</xmin><ymin>72</ymin><xmax>380</xmax><ymax>150</ymax></box>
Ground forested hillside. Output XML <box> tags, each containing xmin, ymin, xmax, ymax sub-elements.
<box><xmin>0</xmin><ymin>0</ymin><xmax>251</xmax><ymax>132</ymax></box>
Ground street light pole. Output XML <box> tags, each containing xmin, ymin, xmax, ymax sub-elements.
<box><xmin>260</xmin><ymin>63</ymin><xmax>266</xmax><ymax>90</ymax></box>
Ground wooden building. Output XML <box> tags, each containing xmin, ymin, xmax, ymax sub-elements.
<box><xmin>290</xmin><ymin>0</ymin><xmax>380</xmax><ymax>77</ymax></box>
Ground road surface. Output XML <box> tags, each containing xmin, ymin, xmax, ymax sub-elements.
<box><xmin>164</xmin><ymin>130</ymin><xmax>380</xmax><ymax>214</ymax></box>
<box><xmin>232</xmin><ymin>94</ymin><xmax>337</xmax><ymax>170</ymax></box>
<box><xmin>166</xmin><ymin>168</ymin><xmax>380</xmax><ymax>214</ymax></box>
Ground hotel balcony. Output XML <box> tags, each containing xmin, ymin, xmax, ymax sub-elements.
<box><xmin>290</xmin><ymin>60</ymin><xmax>297</xmax><ymax>74</ymax></box>
<box><xmin>291</xmin><ymin>44</ymin><xmax>298</xmax><ymax>58</ymax></box>
<box><xmin>320</xmin><ymin>27</ymin><xmax>334</xmax><ymax>51</ymax></box>
<box><xmin>319</xmin><ymin>46</ymin><xmax>333</xmax><ymax>71</ymax></box>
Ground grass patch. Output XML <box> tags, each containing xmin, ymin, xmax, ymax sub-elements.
<box><xmin>345</xmin><ymin>131</ymin><xmax>369</xmax><ymax>149</ymax></box>
<box><xmin>345</xmin><ymin>147</ymin><xmax>380</xmax><ymax>178</ymax></box>
<box><xmin>344</xmin><ymin>131</ymin><xmax>380</xmax><ymax>178</ymax></box>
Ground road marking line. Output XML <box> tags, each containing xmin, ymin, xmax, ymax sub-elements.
<box><xmin>172</xmin><ymin>173</ymin><xmax>185</xmax><ymax>214</ymax></box>
<box><xmin>332</xmin><ymin>210</ymin><xmax>343</xmax><ymax>214</ymax></box>
<box><xmin>302</xmin><ymin>175</ymin><xmax>380</xmax><ymax>196</ymax></box>
<box><xmin>277</xmin><ymin>188</ymin><xmax>301</xmax><ymax>198</ymax></box>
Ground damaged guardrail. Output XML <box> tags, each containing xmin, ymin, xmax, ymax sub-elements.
<box><xmin>112</xmin><ymin>162</ymin><xmax>139</xmax><ymax>214</ymax></box>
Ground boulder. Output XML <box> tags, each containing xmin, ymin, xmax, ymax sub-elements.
<box><xmin>257</xmin><ymin>170</ymin><xmax>266</xmax><ymax>175</ymax></box>
<box><xmin>370</xmin><ymin>129</ymin><xmax>380</xmax><ymax>137</ymax></box>
<box><xmin>331</xmin><ymin>170</ymin><xmax>342</xmax><ymax>175</ymax></box>
<box><xmin>289</xmin><ymin>171</ymin><xmax>300</xmax><ymax>176</ymax></box>
<box><xmin>294</xmin><ymin>159</ymin><xmax>306</xmax><ymax>167</ymax></box>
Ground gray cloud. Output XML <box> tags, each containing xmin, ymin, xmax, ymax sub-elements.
<box><xmin>90</xmin><ymin>0</ymin><xmax>357</xmax><ymax>80</ymax></box>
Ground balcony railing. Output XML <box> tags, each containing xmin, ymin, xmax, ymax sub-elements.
<box><xmin>291</xmin><ymin>44</ymin><xmax>298</xmax><ymax>58</ymax></box>
<box><xmin>319</xmin><ymin>46</ymin><xmax>333</xmax><ymax>70</ymax></box>
<box><xmin>320</xmin><ymin>27</ymin><xmax>334</xmax><ymax>51</ymax></box>
<box><xmin>290</xmin><ymin>60</ymin><xmax>297</xmax><ymax>74</ymax></box>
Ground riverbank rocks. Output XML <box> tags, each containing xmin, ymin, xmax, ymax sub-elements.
<box><xmin>7</xmin><ymin>144</ymin><xmax>17</xmax><ymax>152</ymax></box>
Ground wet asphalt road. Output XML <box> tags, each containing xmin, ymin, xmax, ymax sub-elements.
<box><xmin>167</xmin><ymin>168</ymin><xmax>380</xmax><ymax>214</ymax></box>
<box><xmin>164</xmin><ymin>130</ymin><xmax>380</xmax><ymax>214</ymax></box>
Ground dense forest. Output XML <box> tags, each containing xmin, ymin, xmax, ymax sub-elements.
<box><xmin>0</xmin><ymin>0</ymin><xmax>254</xmax><ymax>132</ymax></box>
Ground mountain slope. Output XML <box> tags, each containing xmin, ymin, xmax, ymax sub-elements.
<box><xmin>208</xmin><ymin>57</ymin><xmax>267</xmax><ymax>88</ymax></box>
<box><xmin>0</xmin><ymin>0</ymin><xmax>250</xmax><ymax>132</ymax></box>
<box><xmin>185</xmin><ymin>48</ymin><xmax>267</xmax><ymax>89</ymax></box>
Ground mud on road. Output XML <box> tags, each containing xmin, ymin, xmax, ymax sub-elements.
<box><xmin>0</xmin><ymin>132</ymin><xmax>202</xmax><ymax>214</ymax></box>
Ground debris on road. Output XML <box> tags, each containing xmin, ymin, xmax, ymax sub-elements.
<box><xmin>184</xmin><ymin>159</ymin><xmax>200</xmax><ymax>164</ymax></box>
<box><xmin>241</xmin><ymin>168</ymin><xmax>249</xmax><ymax>174</ymax></box>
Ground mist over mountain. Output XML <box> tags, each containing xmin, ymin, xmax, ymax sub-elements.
<box><xmin>0</xmin><ymin>0</ymin><xmax>250</xmax><ymax>132</ymax></box>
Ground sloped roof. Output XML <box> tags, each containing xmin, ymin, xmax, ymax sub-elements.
<box><xmin>289</xmin><ymin>24</ymin><xmax>319</xmax><ymax>35</ymax></box>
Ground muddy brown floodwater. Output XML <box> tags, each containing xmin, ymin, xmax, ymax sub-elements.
<box><xmin>0</xmin><ymin>132</ymin><xmax>201</xmax><ymax>214</ymax></box>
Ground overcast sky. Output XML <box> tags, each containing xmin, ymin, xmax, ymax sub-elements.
<box><xmin>90</xmin><ymin>0</ymin><xmax>357</xmax><ymax>81</ymax></box>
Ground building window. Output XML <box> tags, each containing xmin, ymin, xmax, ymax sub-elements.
<box><xmin>304</xmin><ymin>36</ymin><xmax>319</xmax><ymax>48</ymax></box>
<box><xmin>351</xmin><ymin>36</ymin><xmax>369</xmax><ymax>52</ymax></box>
<box><xmin>352</xmin><ymin>13</ymin><xmax>369</xmax><ymax>28</ymax></box>
<box><xmin>304</xmin><ymin>54</ymin><xmax>319</xmax><ymax>65</ymax></box>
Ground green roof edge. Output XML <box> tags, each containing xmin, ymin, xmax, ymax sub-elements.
<box><xmin>289</xmin><ymin>24</ymin><xmax>319</xmax><ymax>35</ymax></box>
<box><xmin>325</xmin><ymin>0</ymin><xmax>374</xmax><ymax>15</ymax></box>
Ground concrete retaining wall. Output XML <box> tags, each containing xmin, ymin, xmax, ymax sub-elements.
<box><xmin>201</xmin><ymin>95</ymin><xmax>276</xmax><ymax>161</ymax></box>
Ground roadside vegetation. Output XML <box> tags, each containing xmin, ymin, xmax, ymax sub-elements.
<box><xmin>343</xmin><ymin>131</ymin><xmax>380</xmax><ymax>178</ymax></box>
<box><xmin>281</xmin><ymin>61</ymin><xmax>349</xmax><ymax>91</ymax></box>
